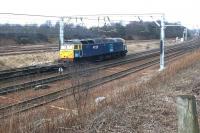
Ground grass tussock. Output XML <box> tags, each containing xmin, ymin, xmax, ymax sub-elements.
<box><xmin>1</xmin><ymin>50</ymin><xmax>200</xmax><ymax>132</ymax></box>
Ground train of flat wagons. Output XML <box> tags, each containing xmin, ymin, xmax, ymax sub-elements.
<box><xmin>59</xmin><ymin>38</ymin><xmax>128</xmax><ymax>62</ymax></box>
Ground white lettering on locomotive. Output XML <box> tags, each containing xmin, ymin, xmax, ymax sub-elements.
<box><xmin>93</xmin><ymin>45</ymin><xmax>98</xmax><ymax>49</ymax></box>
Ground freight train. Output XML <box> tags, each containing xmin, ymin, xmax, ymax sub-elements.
<box><xmin>59</xmin><ymin>38</ymin><xmax>128</xmax><ymax>62</ymax></box>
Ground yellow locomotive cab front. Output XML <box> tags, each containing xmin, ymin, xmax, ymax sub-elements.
<box><xmin>59</xmin><ymin>45</ymin><xmax>74</xmax><ymax>61</ymax></box>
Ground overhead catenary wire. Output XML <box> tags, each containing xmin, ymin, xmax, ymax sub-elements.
<box><xmin>0</xmin><ymin>12</ymin><xmax>164</xmax><ymax>22</ymax></box>
<box><xmin>0</xmin><ymin>12</ymin><xmax>164</xmax><ymax>17</ymax></box>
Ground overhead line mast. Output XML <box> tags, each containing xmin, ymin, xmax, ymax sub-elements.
<box><xmin>59</xmin><ymin>17</ymin><xmax>64</xmax><ymax>50</ymax></box>
<box><xmin>160</xmin><ymin>15</ymin><xmax>165</xmax><ymax>71</ymax></box>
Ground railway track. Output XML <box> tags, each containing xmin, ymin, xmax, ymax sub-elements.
<box><xmin>0</xmin><ymin>39</ymin><xmax>193</xmax><ymax>81</ymax></box>
<box><xmin>0</xmin><ymin>46</ymin><xmax>57</xmax><ymax>52</ymax></box>
<box><xmin>0</xmin><ymin>39</ymin><xmax>200</xmax><ymax>119</ymax></box>
<box><xmin>0</xmin><ymin>39</ymin><xmax>196</xmax><ymax>82</ymax></box>
<box><xmin>0</xmin><ymin>46</ymin><xmax>58</xmax><ymax>56</ymax></box>
<box><xmin>0</xmin><ymin>53</ymin><xmax>141</xmax><ymax>80</ymax></box>
<box><xmin>0</xmin><ymin>63</ymin><xmax>62</xmax><ymax>81</ymax></box>
<box><xmin>0</xmin><ymin>39</ymin><xmax>199</xmax><ymax>95</ymax></box>
<box><xmin>0</xmin><ymin>48</ymin><xmax>158</xmax><ymax>82</ymax></box>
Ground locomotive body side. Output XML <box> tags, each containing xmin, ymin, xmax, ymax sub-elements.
<box><xmin>59</xmin><ymin>38</ymin><xmax>127</xmax><ymax>62</ymax></box>
<box><xmin>81</xmin><ymin>41</ymin><xmax>127</xmax><ymax>60</ymax></box>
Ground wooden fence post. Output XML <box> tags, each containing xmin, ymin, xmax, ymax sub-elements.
<box><xmin>177</xmin><ymin>95</ymin><xmax>199</xmax><ymax>133</ymax></box>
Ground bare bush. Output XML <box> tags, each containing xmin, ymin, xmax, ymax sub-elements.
<box><xmin>69</xmin><ymin>62</ymin><xmax>94</xmax><ymax>116</ymax></box>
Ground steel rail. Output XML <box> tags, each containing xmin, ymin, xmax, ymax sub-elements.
<box><xmin>0</xmin><ymin>39</ymin><xmax>197</xmax><ymax>81</ymax></box>
<box><xmin>0</xmin><ymin>64</ymin><xmax>62</xmax><ymax>81</ymax></box>
<box><xmin>0</xmin><ymin>39</ymin><xmax>199</xmax><ymax>95</ymax></box>
<box><xmin>0</xmin><ymin>48</ymin><xmax>58</xmax><ymax>56</ymax></box>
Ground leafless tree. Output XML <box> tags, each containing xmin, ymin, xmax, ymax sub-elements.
<box><xmin>69</xmin><ymin>62</ymin><xmax>92</xmax><ymax>115</ymax></box>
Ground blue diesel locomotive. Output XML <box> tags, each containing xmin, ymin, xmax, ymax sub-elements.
<box><xmin>59</xmin><ymin>38</ymin><xmax>128</xmax><ymax>62</ymax></box>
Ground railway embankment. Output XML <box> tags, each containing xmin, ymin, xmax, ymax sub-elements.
<box><xmin>1</xmin><ymin>48</ymin><xmax>200</xmax><ymax>132</ymax></box>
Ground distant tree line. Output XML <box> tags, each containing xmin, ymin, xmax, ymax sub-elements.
<box><xmin>0</xmin><ymin>21</ymin><xmax>191</xmax><ymax>45</ymax></box>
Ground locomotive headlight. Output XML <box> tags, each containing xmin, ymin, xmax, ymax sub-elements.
<box><xmin>67</xmin><ymin>45</ymin><xmax>73</xmax><ymax>49</ymax></box>
<box><xmin>61</xmin><ymin>45</ymin><xmax>67</xmax><ymax>50</ymax></box>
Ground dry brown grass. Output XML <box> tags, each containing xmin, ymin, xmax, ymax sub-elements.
<box><xmin>0</xmin><ymin>52</ymin><xmax>58</xmax><ymax>70</ymax></box>
<box><xmin>62</xmin><ymin>50</ymin><xmax>200</xmax><ymax>131</ymax></box>
<box><xmin>1</xmin><ymin>50</ymin><xmax>200</xmax><ymax>132</ymax></box>
<box><xmin>83</xmin><ymin>50</ymin><xmax>200</xmax><ymax>111</ymax></box>
<box><xmin>127</xmin><ymin>39</ymin><xmax>178</xmax><ymax>53</ymax></box>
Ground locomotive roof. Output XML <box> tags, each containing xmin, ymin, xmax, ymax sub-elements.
<box><xmin>65</xmin><ymin>38</ymin><xmax>125</xmax><ymax>45</ymax></box>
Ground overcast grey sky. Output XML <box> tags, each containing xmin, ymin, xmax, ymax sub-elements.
<box><xmin>0</xmin><ymin>0</ymin><xmax>199</xmax><ymax>29</ymax></box>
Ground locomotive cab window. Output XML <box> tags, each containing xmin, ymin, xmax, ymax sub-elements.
<box><xmin>74</xmin><ymin>45</ymin><xmax>82</xmax><ymax>50</ymax></box>
<box><xmin>74</xmin><ymin>45</ymin><xmax>78</xmax><ymax>50</ymax></box>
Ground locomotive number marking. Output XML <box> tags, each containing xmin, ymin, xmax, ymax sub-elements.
<box><xmin>93</xmin><ymin>45</ymin><xmax>98</xmax><ymax>49</ymax></box>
